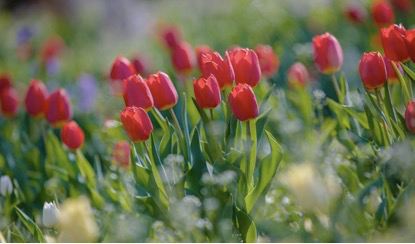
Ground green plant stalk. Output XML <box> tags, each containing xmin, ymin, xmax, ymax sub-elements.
<box><xmin>331</xmin><ymin>73</ymin><xmax>342</xmax><ymax>101</ymax></box>
<box><xmin>210</xmin><ymin>109</ymin><xmax>214</xmax><ymax>121</ymax></box>
<box><xmin>169</xmin><ymin>108</ymin><xmax>184</xmax><ymax>139</ymax></box>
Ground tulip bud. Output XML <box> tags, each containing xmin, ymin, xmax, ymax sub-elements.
<box><xmin>44</xmin><ymin>88</ymin><xmax>72</xmax><ymax>127</ymax></box>
<box><xmin>0</xmin><ymin>175</ymin><xmax>13</xmax><ymax>197</ymax></box>
<box><xmin>195</xmin><ymin>45</ymin><xmax>213</xmax><ymax>72</ymax></box>
<box><xmin>40</xmin><ymin>35</ymin><xmax>65</xmax><ymax>63</ymax></box>
<box><xmin>254</xmin><ymin>44</ymin><xmax>280</xmax><ymax>78</ymax></box>
<box><xmin>287</xmin><ymin>62</ymin><xmax>309</xmax><ymax>88</ymax></box>
<box><xmin>405</xmin><ymin>100</ymin><xmax>415</xmax><ymax>133</ymax></box>
<box><xmin>160</xmin><ymin>25</ymin><xmax>182</xmax><ymax>49</ymax></box>
<box><xmin>112</xmin><ymin>140</ymin><xmax>130</xmax><ymax>168</ymax></box>
<box><xmin>392</xmin><ymin>0</ymin><xmax>413</xmax><ymax>12</ymax></box>
<box><xmin>123</xmin><ymin>74</ymin><xmax>153</xmax><ymax>111</ymax></box>
<box><xmin>383</xmin><ymin>56</ymin><xmax>403</xmax><ymax>84</ymax></box>
<box><xmin>312</xmin><ymin>32</ymin><xmax>343</xmax><ymax>75</ymax></box>
<box><xmin>61</xmin><ymin>121</ymin><xmax>85</xmax><ymax>150</ymax></box>
<box><xmin>381</xmin><ymin>24</ymin><xmax>409</xmax><ymax>62</ymax></box>
<box><xmin>24</xmin><ymin>79</ymin><xmax>48</xmax><ymax>117</ymax></box>
<box><xmin>358</xmin><ymin>52</ymin><xmax>387</xmax><ymax>91</ymax></box>
<box><xmin>344</xmin><ymin>4</ymin><xmax>367</xmax><ymax>24</ymax></box>
<box><xmin>171</xmin><ymin>42</ymin><xmax>195</xmax><ymax>74</ymax></box>
<box><xmin>0</xmin><ymin>73</ymin><xmax>11</xmax><ymax>92</ymax></box>
<box><xmin>0</xmin><ymin>87</ymin><xmax>19</xmax><ymax>117</ymax></box>
<box><xmin>229</xmin><ymin>48</ymin><xmax>261</xmax><ymax>87</ymax></box>
<box><xmin>201</xmin><ymin>52</ymin><xmax>235</xmax><ymax>90</ymax></box>
<box><xmin>110</xmin><ymin>56</ymin><xmax>136</xmax><ymax>96</ymax></box>
<box><xmin>131</xmin><ymin>55</ymin><xmax>150</xmax><ymax>76</ymax></box>
<box><xmin>146</xmin><ymin>71</ymin><xmax>178</xmax><ymax>110</ymax></box>
<box><xmin>229</xmin><ymin>83</ymin><xmax>258</xmax><ymax>121</ymax></box>
<box><xmin>120</xmin><ymin>106</ymin><xmax>153</xmax><ymax>142</ymax></box>
<box><xmin>405</xmin><ymin>29</ymin><xmax>415</xmax><ymax>63</ymax></box>
<box><xmin>193</xmin><ymin>74</ymin><xmax>221</xmax><ymax>109</ymax></box>
<box><xmin>371</xmin><ymin>1</ymin><xmax>395</xmax><ymax>27</ymax></box>
<box><xmin>43</xmin><ymin>202</ymin><xmax>60</xmax><ymax>228</ymax></box>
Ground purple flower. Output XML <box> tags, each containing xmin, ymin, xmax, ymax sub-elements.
<box><xmin>77</xmin><ymin>73</ymin><xmax>97</xmax><ymax>113</ymax></box>
<box><xmin>16</xmin><ymin>26</ymin><xmax>35</xmax><ymax>45</ymax></box>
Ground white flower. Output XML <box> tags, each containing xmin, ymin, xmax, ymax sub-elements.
<box><xmin>42</xmin><ymin>202</ymin><xmax>60</xmax><ymax>228</ymax></box>
<box><xmin>0</xmin><ymin>175</ymin><xmax>13</xmax><ymax>197</ymax></box>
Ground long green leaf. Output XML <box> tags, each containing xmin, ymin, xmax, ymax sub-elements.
<box><xmin>15</xmin><ymin>207</ymin><xmax>45</xmax><ymax>243</ymax></box>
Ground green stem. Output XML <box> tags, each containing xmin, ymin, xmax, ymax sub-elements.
<box><xmin>331</xmin><ymin>74</ymin><xmax>341</xmax><ymax>101</ymax></box>
<box><xmin>169</xmin><ymin>108</ymin><xmax>184</xmax><ymax>139</ymax></box>
<box><xmin>210</xmin><ymin>109</ymin><xmax>214</xmax><ymax>121</ymax></box>
<box><xmin>375</xmin><ymin>88</ymin><xmax>382</xmax><ymax>109</ymax></box>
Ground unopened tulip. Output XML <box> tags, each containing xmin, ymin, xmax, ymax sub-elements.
<box><xmin>131</xmin><ymin>55</ymin><xmax>150</xmax><ymax>76</ymax></box>
<box><xmin>171</xmin><ymin>42</ymin><xmax>195</xmax><ymax>74</ymax></box>
<box><xmin>160</xmin><ymin>25</ymin><xmax>182</xmax><ymax>49</ymax></box>
<box><xmin>312</xmin><ymin>33</ymin><xmax>343</xmax><ymax>75</ymax></box>
<box><xmin>392</xmin><ymin>0</ymin><xmax>413</xmax><ymax>12</ymax></box>
<box><xmin>120</xmin><ymin>106</ymin><xmax>153</xmax><ymax>142</ymax></box>
<box><xmin>383</xmin><ymin>56</ymin><xmax>403</xmax><ymax>84</ymax></box>
<box><xmin>358</xmin><ymin>52</ymin><xmax>387</xmax><ymax>91</ymax></box>
<box><xmin>123</xmin><ymin>75</ymin><xmax>153</xmax><ymax>111</ymax></box>
<box><xmin>193</xmin><ymin>74</ymin><xmax>221</xmax><ymax>109</ymax></box>
<box><xmin>44</xmin><ymin>88</ymin><xmax>72</xmax><ymax>127</ymax></box>
<box><xmin>0</xmin><ymin>87</ymin><xmax>19</xmax><ymax>117</ymax></box>
<box><xmin>110</xmin><ymin>56</ymin><xmax>136</xmax><ymax>96</ymax></box>
<box><xmin>201</xmin><ymin>52</ymin><xmax>234</xmax><ymax>90</ymax></box>
<box><xmin>287</xmin><ymin>62</ymin><xmax>309</xmax><ymax>88</ymax></box>
<box><xmin>405</xmin><ymin>29</ymin><xmax>415</xmax><ymax>63</ymax></box>
<box><xmin>146</xmin><ymin>71</ymin><xmax>178</xmax><ymax>110</ymax></box>
<box><xmin>405</xmin><ymin>100</ymin><xmax>415</xmax><ymax>133</ymax></box>
<box><xmin>195</xmin><ymin>45</ymin><xmax>213</xmax><ymax>72</ymax></box>
<box><xmin>254</xmin><ymin>44</ymin><xmax>280</xmax><ymax>78</ymax></box>
<box><xmin>381</xmin><ymin>24</ymin><xmax>409</xmax><ymax>62</ymax></box>
<box><xmin>61</xmin><ymin>121</ymin><xmax>85</xmax><ymax>150</ymax></box>
<box><xmin>371</xmin><ymin>1</ymin><xmax>395</xmax><ymax>27</ymax></box>
<box><xmin>229</xmin><ymin>83</ymin><xmax>258</xmax><ymax>121</ymax></box>
<box><xmin>40</xmin><ymin>35</ymin><xmax>65</xmax><ymax>62</ymax></box>
<box><xmin>112</xmin><ymin>140</ymin><xmax>130</xmax><ymax>168</ymax></box>
<box><xmin>0</xmin><ymin>175</ymin><xmax>13</xmax><ymax>197</ymax></box>
<box><xmin>229</xmin><ymin>48</ymin><xmax>261</xmax><ymax>87</ymax></box>
<box><xmin>43</xmin><ymin>202</ymin><xmax>60</xmax><ymax>228</ymax></box>
<box><xmin>0</xmin><ymin>73</ymin><xmax>11</xmax><ymax>92</ymax></box>
<box><xmin>24</xmin><ymin>79</ymin><xmax>48</xmax><ymax>117</ymax></box>
<box><xmin>345</xmin><ymin>5</ymin><xmax>367</xmax><ymax>24</ymax></box>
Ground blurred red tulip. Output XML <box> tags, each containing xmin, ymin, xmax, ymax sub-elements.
<box><xmin>171</xmin><ymin>42</ymin><xmax>195</xmax><ymax>74</ymax></box>
<box><xmin>40</xmin><ymin>35</ymin><xmax>65</xmax><ymax>62</ymax></box>
<box><xmin>201</xmin><ymin>52</ymin><xmax>235</xmax><ymax>90</ymax></box>
<box><xmin>193</xmin><ymin>74</ymin><xmax>221</xmax><ymax>109</ymax></box>
<box><xmin>358</xmin><ymin>52</ymin><xmax>387</xmax><ymax>91</ymax></box>
<box><xmin>131</xmin><ymin>55</ymin><xmax>149</xmax><ymax>76</ymax></box>
<box><xmin>44</xmin><ymin>88</ymin><xmax>72</xmax><ymax>127</ymax></box>
<box><xmin>371</xmin><ymin>1</ymin><xmax>395</xmax><ymax>27</ymax></box>
<box><xmin>110</xmin><ymin>56</ymin><xmax>136</xmax><ymax>96</ymax></box>
<box><xmin>120</xmin><ymin>106</ymin><xmax>153</xmax><ymax>142</ymax></box>
<box><xmin>312</xmin><ymin>32</ymin><xmax>343</xmax><ymax>75</ymax></box>
<box><xmin>405</xmin><ymin>29</ymin><xmax>415</xmax><ymax>63</ymax></box>
<box><xmin>381</xmin><ymin>24</ymin><xmax>409</xmax><ymax>62</ymax></box>
<box><xmin>254</xmin><ymin>44</ymin><xmax>280</xmax><ymax>78</ymax></box>
<box><xmin>287</xmin><ymin>62</ymin><xmax>309</xmax><ymax>88</ymax></box>
<box><xmin>61</xmin><ymin>121</ymin><xmax>85</xmax><ymax>150</ymax></box>
<box><xmin>227</xmin><ymin>45</ymin><xmax>241</xmax><ymax>53</ymax></box>
<box><xmin>24</xmin><ymin>79</ymin><xmax>48</xmax><ymax>117</ymax></box>
<box><xmin>405</xmin><ymin>100</ymin><xmax>415</xmax><ymax>133</ymax></box>
<box><xmin>392</xmin><ymin>0</ymin><xmax>412</xmax><ymax>12</ymax></box>
<box><xmin>229</xmin><ymin>83</ymin><xmax>258</xmax><ymax>121</ymax></box>
<box><xmin>0</xmin><ymin>87</ymin><xmax>19</xmax><ymax>117</ymax></box>
<box><xmin>112</xmin><ymin>140</ymin><xmax>131</xmax><ymax>168</ymax></box>
<box><xmin>0</xmin><ymin>73</ymin><xmax>12</xmax><ymax>92</ymax></box>
<box><xmin>383</xmin><ymin>56</ymin><xmax>403</xmax><ymax>84</ymax></box>
<box><xmin>146</xmin><ymin>71</ymin><xmax>178</xmax><ymax>110</ymax></box>
<box><xmin>160</xmin><ymin>25</ymin><xmax>182</xmax><ymax>49</ymax></box>
<box><xmin>345</xmin><ymin>5</ymin><xmax>367</xmax><ymax>24</ymax></box>
<box><xmin>123</xmin><ymin>75</ymin><xmax>153</xmax><ymax>111</ymax></box>
<box><xmin>195</xmin><ymin>45</ymin><xmax>214</xmax><ymax>72</ymax></box>
<box><xmin>229</xmin><ymin>48</ymin><xmax>261</xmax><ymax>87</ymax></box>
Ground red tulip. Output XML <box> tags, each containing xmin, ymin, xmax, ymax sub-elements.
<box><xmin>110</xmin><ymin>56</ymin><xmax>136</xmax><ymax>96</ymax></box>
<box><xmin>345</xmin><ymin>5</ymin><xmax>367</xmax><ymax>24</ymax></box>
<box><xmin>61</xmin><ymin>120</ymin><xmax>85</xmax><ymax>150</ymax></box>
<box><xmin>112</xmin><ymin>140</ymin><xmax>131</xmax><ymax>168</ymax></box>
<box><xmin>371</xmin><ymin>1</ymin><xmax>395</xmax><ymax>27</ymax></box>
<box><xmin>201</xmin><ymin>52</ymin><xmax>235</xmax><ymax>90</ymax></box>
<box><xmin>40</xmin><ymin>35</ymin><xmax>65</xmax><ymax>62</ymax></box>
<box><xmin>254</xmin><ymin>44</ymin><xmax>280</xmax><ymax>78</ymax></box>
<box><xmin>381</xmin><ymin>24</ymin><xmax>409</xmax><ymax>62</ymax></box>
<box><xmin>0</xmin><ymin>87</ymin><xmax>19</xmax><ymax>117</ymax></box>
<box><xmin>120</xmin><ymin>106</ymin><xmax>153</xmax><ymax>142</ymax></box>
<box><xmin>193</xmin><ymin>74</ymin><xmax>221</xmax><ymax>109</ymax></box>
<box><xmin>24</xmin><ymin>79</ymin><xmax>48</xmax><ymax>117</ymax></box>
<box><xmin>287</xmin><ymin>62</ymin><xmax>309</xmax><ymax>88</ymax></box>
<box><xmin>195</xmin><ymin>45</ymin><xmax>213</xmax><ymax>72</ymax></box>
<box><xmin>131</xmin><ymin>55</ymin><xmax>149</xmax><ymax>76</ymax></box>
<box><xmin>229</xmin><ymin>83</ymin><xmax>258</xmax><ymax>121</ymax></box>
<box><xmin>229</xmin><ymin>48</ymin><xmax>261</xmax><ymax>87</ymax></box>
<box><xmin>0</xmin><ymin>73</ymin><xmax>11</xmax><ymax>92</ymax></box>
<box><xmin>405</xmin><ymin>100</ymin><xmax>415</xmax><ymax>133</ymax></box>
<box><xmin>392</xmin><ymin>0</ymin><xmax>413</xmax><ymax>12</ymax></box>
<box><xmin>44</xmin><ymin>88</ymin><xmax>72</xmax><ymax>127</ymax></box>
<box><xmin>405</xmin><ymin>29</ymin><xmax>415</xmax><ymax>63</ymax></box>
<box><xmin>312</xmin><ymin>33</ymin><xmax>343</xmax><ymax>75</ymax></box>
<box><xmin>146</xmin><ymin>71</ymin><xmax>178</xmax><ymax>110</ymax></box>
<box><xmin>171</xmin><ymin>42</ymin><xmax>195</xmax><ymax>74</ymax></box>
<box><xmin>123</xmin><ymin>75</ymin><xmax>153</xmax><ymax>111</ymax></box>
<box><xmin>383</xmin><ymin>56</ymin><xmax>403</xmax><ymax>84</ymax></box>
<box><xmin>358</xmin><ymin>52</ymin><xmax>387</xmax><ymax>91</ymax></box>
<box><xmin>160</xmin><ymin>25</ymin><xmax>182</xmax><ymax>49</ymax></box>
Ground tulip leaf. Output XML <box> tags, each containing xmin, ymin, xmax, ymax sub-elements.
<box><xmin>327</xmin><ymin>98</ymin><xmax>350</xmax><ymax>129</ymax></box>
<box><xmin>186</xmin><ymin>127</ymin><xmax>209</xmax><ymax>196</ymax></box>
<box><xmin>401</xmin><ymin>63</ymin><xmax>415</xmax><ymax>82</ymax></box>
<box><xmin>259</xmin><ymin>84</ymin><xmax>275</xmax><ymax>113</ymax></box>
<box><xmin>181</xmin><ymin>92</ymin><xmax>191</xmax><ymax>161</ymax></box>
<box><xmin>76</xmin><ymin>150</ymin><xmax>96</xmax><ymax>189</ymax></box>
<box><xmin>44</xmin><ymin>131</ymin><xmax>77</xmax><ymax>179</ymax></box>
<box><xmin>235</xmin><ymin>206</ymin><xmax>257</xmax><ymax>243</ymax></box>
<box><xmin>383</xmin><ymin>80</ymin><xmax>398</xmax><ymax>125</ymax></box>
<box><xmin>342</xmin><ymin>106</ymin><xmax>369</xmax><ymax>129</ymax></box>
<box><xmin>15</xmin><ymin>207</ymin><xmax>45</xmax><ymax>243</ymax></box>
<box><xmin>149</xmin><ymin>134</ymin><xmax>171</xmax><ymax>190</ymax></box>
<box><xmin>255</xmin><ymin>107</ymin><xmax>272</xmax><ymax>142</ymax></box>
<box><xmin>150</xmin><ymin>108</ymin><xmax>171</xmax><ymax>157</ymax></box>
<box><xmin>392</xmin><ymin>62</ymin><xmax>410</xmax><ymax>105</ymax></box>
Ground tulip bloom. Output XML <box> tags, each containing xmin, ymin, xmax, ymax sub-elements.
<box><xmin>405</xmin><ymin>29</ymin><xmax>415</xmax><ymax>63</ymax></box>
<box><xmin>193</xmin><ymin>74</ymin><xmax>221</xmax><ymax>109</ymax></box>
<box><xmin>383</xmin><ymin>56</ymin><xmax>403</xmax><ymax>84</ymax></box>
<box><xmin>40</xmin><ymin>35</ymin><xmax>65</xmax><ymax>63</ymax></box>
<box><xmin>381</xmin><ymin>24</ymin><xmax>409</xmax><ymax>62</ymax></box>
<box><xmin>405</xmin><ymin>100</ymin><xmax>415</xmax><ymax>133</ymax></box>
<box><xmin>229</xmin><ymin>83</ymin><xmax>258</xmax><ymax>121</ymax></box>
<box><xmin>112</xmin><ymin>140</ymin><xmax>131</xmax><ymax>168</ymax></box>
<box><xmin>61</xmin><ymin>121</ymin><xmax>85</xmax><ymax>150</ymax></box>
<box><xmin>0</xmin><ymin>73</ymin><xmax>11</xmax><ymax>92</ymax></box>
<box><xmin>0</xmin><ymin>87</ymin><xmax>19</xmax><ymax>117</ymax></box>
<box><xmin>287</xmin><ymin>62</ymin><xmax>309</xmax><ymax>88</ymax></box>
<box><xmin>123</xmin><ymin>75</ymin><xmax>153</xmax><ymax>111</ymax></box>
<box><xmin>44</xmin><ymin>88</ymin><xmax>72</xmax><ymax>127</ymax></box>
<box><xmin>229</xmin><ymin>48</ymin><xmax>261</xmax><ymax>87</ymax></box>
<box><xmin>110</xmin><ymin>56</ymin><xmax>136</xmax><ymax>96</ymax></box>
<box><xmin>195</xmin><ymin>45</ymin><xmax>214</xmax><ymax>72</ymax></box>
<box><xmin>24</xmin><ymin>79</ymin><xmax>48</xmax><ymax>117</ymax></box>
<box><xmin>43</xmin><ymin>202</ymin><xmax>60</xmax><ymax>228</ymax></box>
<box><xmin>312</xmin><ymin>33</ymin><xmax>343</xmax><ymax>75</ymax></box>
<box><xmin>120</xmin><ymin>106</ymin><xmax>153</xmax><ymax>142</ymax></box>
<box><xmin>160</xmin><ymin>25</ymin><xmax>182</xmax><ymax>49</ymax></box>
<box><xmin>358</xmin><ymin>52</ymin><xmax>387</xmax><ymax>91</ymax></box>
<box><xmin>171</xmin><ymin>42</ymin><xmax>195</xmax><ymax>74</ymax></box>
<box><xmin>371</xmin><ymin>1</ymin><xmax>395</xmax><ymax>27</ymax></box>
<box><xmin>131</xmin><ymin>55</ymin><xmax>149</xmax><ymax>76</ymax></box>
<box><xmin>201</xmin><ymin>52</ymin><xmax>235</xmax><ymax>90</ymax></box>
<box><xmin>254</xmin><ymin>44</ymin><xmax>280</xmax><ymax>78</ymax></box>
<box><xmin>392</xmin><ymin>0</ymin><xmax>413</xmax><ymax>12</ymax></box>
<box><xmin>146</xmin><ymin>71</ymin><xmax>178</xmax><ymax>110</ymax></box>
<box><xmin>345</xmin><ymin>5</ymin><xmax>367</xmax><ymax>24</ymax></box>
